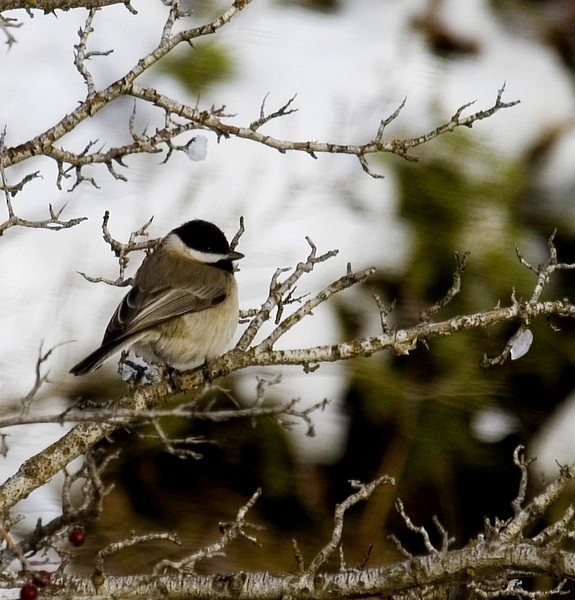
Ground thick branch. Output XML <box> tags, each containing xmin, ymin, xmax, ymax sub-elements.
<box><xmin>0</xmin><ymin>381</ymin><xmax>170</xmax><ymax>513</ymax></box>
<box><xmin>37</xmin><ymin>543</ymin><xmax>575</xmax><ymax>599</ymax></box>
<box><xmin>1</xmin><ymin>297</ymin><xmax>573</xmax><ymax>514</ymax></box>
<box><xmin>0</xmin><ymin>0</ymin><xmax>132</xmax><ymax>11</ymax></box>
<box><xmin>213</xmin><ymin>299</ymin><xmax>575</xmax><ymax>375</ymax></box>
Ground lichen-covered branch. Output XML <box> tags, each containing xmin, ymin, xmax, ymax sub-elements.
<box><xmin>1</xmin><ymin>234</ymin><xmax>574</xmax><ymax>519</ymax></box>
<box><xmin>0</xmin><ymin>0</ymin><xmax>518</xmax><ymax>195</ymax></box>
<box><xmin>5</xmin><ymin>455</ymin><xmax>575</xmax><ymax>599</ymax></box>
<box><xmin>35</xmin><ymin>543</ymin><xmax>575</xmax><ymax>600</ymax></box>
<box><xmin>128</xmin><ymin>84</ymin><xmax>518</xmax><ymax>179</ymax></box>
<box><xmin>0</xmin><ymin>0</ymin><xmax>134</xmax><ymax>11</ymax></box>
<box><xmin>0</xmin><ymin>0</ymin><xmax>252</xmax><ymax>191</ymax></box>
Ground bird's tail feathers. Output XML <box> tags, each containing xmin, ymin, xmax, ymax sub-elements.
<box><xmin>69</xmin><ymin>339</ymin><xmax>128</xmax><ymax>376</ymax></box>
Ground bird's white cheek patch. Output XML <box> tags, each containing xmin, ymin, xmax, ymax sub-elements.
<box><xmin>184</xmin><ymin>246</ymin><xmax>232</xmax><ymax>264</ymax></box>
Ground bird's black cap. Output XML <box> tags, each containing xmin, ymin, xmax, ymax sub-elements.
<box><xmin>173</xmin><ymin>220</ymin><xmax>230</xmax><ymax>254</ymax></box>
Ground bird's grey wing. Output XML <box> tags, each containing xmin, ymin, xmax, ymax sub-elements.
<box><xmin>102</xmin><ymin>279</ymin><xmax>227</xmax><ymax>345</ymax></box>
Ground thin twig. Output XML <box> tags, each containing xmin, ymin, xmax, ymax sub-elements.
<box><xmin>153</xmin><ymin>488</ymin><xmax>263</xmax><ymax>574</ymax></box>
<box><xmin>78</xmin><ymin>211</ymin><xmax>156</xmax><ymax>286</ymax></box>
<box><xmin>95</xmin><ymin>532</ymin><xmax>181</xmax><ymax>576</ymax></box>
<box><xmin>305</xmin><ymin>477</ymin><xmax>394</xmax><ymax>576</ymax></box>
<box><xmin>237</xmin><ymin>237</ymin><xmax>338</xmax><ymax>350</ymax></box>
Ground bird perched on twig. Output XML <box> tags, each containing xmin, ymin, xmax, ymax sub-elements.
<box><xmin>70</xmin><ymin>219</ymin><xmax>243</xmax><ymax>376</ymax></box>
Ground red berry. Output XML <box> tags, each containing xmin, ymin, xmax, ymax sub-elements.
<box><xmin>20</xmin><ymin>584</ymin><xmax>38</xmax><ymax>600</ymax></box>
<box><xmin>68</xmin><ymin>526</ymin><xmax>86</xmax><ymax>547</ymax></box>
<box><xmin>32</xmin><ymin>570</ymin><xmax>51</xmax><ymax>588</ymax></box>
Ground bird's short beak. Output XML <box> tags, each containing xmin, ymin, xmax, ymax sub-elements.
<box><xmin>228</xmin><ymin>250</ymin><xmax>244</xmax><ymax>261</ymax></box>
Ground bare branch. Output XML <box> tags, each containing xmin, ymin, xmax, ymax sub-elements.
<box><xmin>375</xmin><ymin>97</ymin><xmax>407</xmax><ymax>141</ymax></box>
<box><xmin>396</xmin><ymin>500</ymin><xmax>434</xmax><ymax>554</ymax></box>
<box><xmin>0</xmin><ymin>128</ymin><xmax>86</xmax><ymax>234</ymax></box>
<box><xmin>74</xmin><ymin>9</ymin><xmax>114</xmax><ymax>98</ymax></box>
<box><xmin>486</xmin><ymin>449</ymin><xmax>575</xmax><ymax>544</ymax></box>
<box><xmin>4</xmin><ymin>296</ymin><xmax>574</xmax><ymax>519</ymax></box>
<box><xmin>0</xmin><ymin>384</ymin><xmax>327</xmax><ymax>446</ymax></box>
<box><xmin>467</xmin><ymin>578</ymin><xmax>568</xmax><ymax>599</ymax></box>
<box><xmin>0</xmin><ymin>1</ymin><xmax>253</xmax><ymax>187</ymax></box>
<box><xmin>259</xmin><ymin>265</ymin><xmax>375</xmax><ymax>351</ymax></box>
<box><xmin>1</xmin><ymin>449</ymin><xmax>119</xmax><ymax>568</ymax></box>
<box><xmin>41</xmin><ymin>542</ymin><xmax>575</xmax><ymax>599</ymax></box>
<box><xmin>0</xmin><ymin>14</ymin><xmax>21</xmax><ymax>47</ymax></box>
<box><xmin>0</xmin><ymin>205</ymin><xmax>87</xmax><ymax>236</ymax></box>
<box><xmin>419</xmin><ymin>251</ymin><xmax>469</xmax><ymax>322</ymax></box>
<box><xmin>153</xmin><ymin>488</ymin><xmax>263</xmax><ymax>574</ymax></box>
<box><xmin>19</xmin><ymin>341</ymin><xmax>69</xmax><ymax>415</ymax></box>
<box><xmin>218</xmin><ymin>299</ymin><xmax>575</xmax><ymax>376</ymax></box>
<box><xmin>78</xmin><ymin>211</ymin><xmax>157</xmax><ymax>286</ymax></box>
<box><xmin>4</xmin><ymin>460</ymin><xmax>575</xmax><ymax>597</ymax></box>
<box><xmin>0</xmin><ymin>0</ymin><xmax>518</xmax><ymax>194</ymax></box>
<box><xmin>230</xmin><ymin>215</ymin><xmax>245</xmax><ymax>253</ymax></box>
<box><xmin>0</xmin><ymin>168</ymin><xmax>41</xmax><ymax>194</ymax></box>
<box><xmin>483</xmin><ymin>230</ymin><xmax>575</xmax><ymax>366</ymax></box>
<box><xmin>95</xmin><ymin>532</ymin><xmax>181</xmax><ymax>576</ymax></box>
<box><xmin>249</xmin><ymin>94</ymin><xmax>298</xmax><ymax>131</ymax></box>
<box><xmin>3</xmin><ymin>236</ymin><xmax>575</xmax><ymax>535</ymax></box>
<box><xmin>519</xmin><ymin>230</ymin><xmax>575</xmax><ymax>304</ymax></box>
<box><xmin>3</xmin><ymin>84</ymin><xmax>515</xmax><ymax>187</ymax></box>
<box><xmin>127</xmin><ymin>84</ymin><xmax>518</xmax><ymax>179</ymax></box>
<box><xmin>237</xmin><ymin>237</ymin><xmax>339</xmax><ymax>350</ymax></box>
<box><xmin>397</xmin><ymin>84</ymin><xmax>520</xmax><ymax>154</ymax></box>
<box><xmin>373</xmin><ymin>295</ymin><xmax>396</xmax><ymax>334</ymax></box>
<box><xmin>144</xmin><ymin>419</ymin><xmax>206</xmax><ymax>460</ymax></box>
<box><xmin>510</xmin><ymin>445</ymin><xmax>533</xmax><ymax>518</ymax></box>
<box><xmin>305</xmin><ymin>477</ymin><xmax>394</xmax><ymax>575</ymax></box>
<box><xmin>0</xmin><ymin>0</ymin><xmax>136</xmax><ymax>11</ymax></box>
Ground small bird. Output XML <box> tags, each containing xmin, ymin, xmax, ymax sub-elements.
<box><xmin>70</xmin><ymin>219</ymin><xmax>243</xmax><ymax>376</ymax></box>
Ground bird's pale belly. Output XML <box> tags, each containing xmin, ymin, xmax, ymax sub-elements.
<box><xmin>132</xmin><ymin>293</ymin><xmax>238</xmax><ymax>371</ymax></box>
